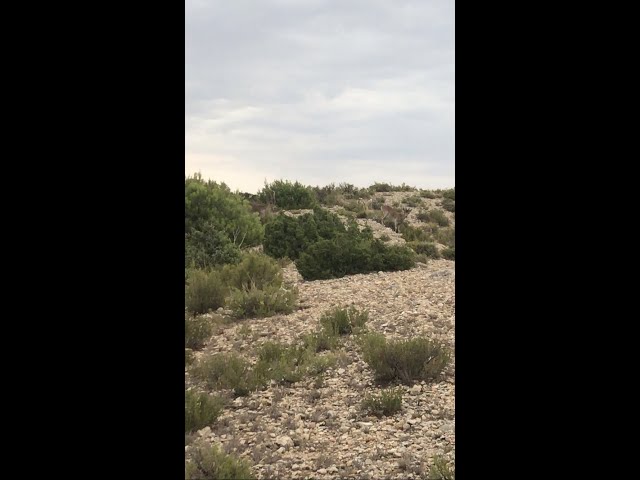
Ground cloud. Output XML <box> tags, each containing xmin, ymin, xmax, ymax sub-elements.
<box><xmin>186</xmin><ymin>0</ymin><xmax>454</xmax><ymax>193</ymax></box>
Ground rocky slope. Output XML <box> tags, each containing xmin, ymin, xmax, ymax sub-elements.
<box><xmin>186</xmin><ymin>190</ymin><xmax>455</xmax><ymax>478</ymax></box>
<box><xmin>187</xmin><ymin>257</ymin><xmax>455</xmax><ymax>479</ymax></box>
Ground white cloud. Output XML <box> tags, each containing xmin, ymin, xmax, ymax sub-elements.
<box><xmin>186</xmin><ymin>0</ymin><xmax>454</xmax><ymax>192</ymax></box>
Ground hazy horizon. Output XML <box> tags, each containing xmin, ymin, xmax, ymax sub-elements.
<box><xmin>186</xmin><ymin>0</ymin><xmax>455</xmax><ymax>194</ymax></box>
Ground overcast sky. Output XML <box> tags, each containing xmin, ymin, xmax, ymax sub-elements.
<box><xmin>186</xmin><ymin>0</ymin><xmax>454</xmax><ymax>194</ymax></box>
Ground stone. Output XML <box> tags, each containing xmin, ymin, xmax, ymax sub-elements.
<box><xmin>439</xmin><ymin>422</ymin><xmax>454</xmax><ymax>433</ymax></box>
<box><xmin>275</xmin><ymin>435</ymin><xmax>294</xmax><ymax>448</ymax></box>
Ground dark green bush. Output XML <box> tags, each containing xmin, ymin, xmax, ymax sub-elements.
<box><xmin>361</xmin><ymin>333</ymin><xmax>450</xmax><ymax>384</ymax></box>
<box><xmin>257</xmin><ymin>180</ymin><xmax>317</xmax><ymax>209</ymax></box>
<box><xmin>185</xmin><ymin>174</ymin><xmax>263</xmax><ymax>247</ymax></box>
<box><xmin>185</xmin><ymin>269</ymin><xmax>226</xmax><ymax>315</ymax></box>
<box><xmin>371</xmin><ymin>242</ymin><xmax>416</xmax><ymax>272</ymax></box>
<box><xmin>185</xmin><ymin>442</ymin><xmax>255</xmax><ymax>480</ymax></box>
<box><xmin>441</xmin><ymin>197</ymin><xmax>455</xmax><ymax>213</ymax></box>
<box><xmin>185</xmin><ymin>222</ymin><xmax>241</xmax><ymax>270</ymax></box>
<box><xmin>441</xmin><ymin>188</ymin><xmax>455</xmax><ymax>201</ymax></box>
<box><xmin>361</xmin><ymin>388</ymin><xmax>403</xmax><ymax>417</ymax></box>
<box><xmin>185</xmin><ymin>390</ymin><xmax>225</xmax><ymax>433</ymax></box>
<box><xmin>399</xmin><ymin>224</ymin><xmax>432</xmax><ymax>242</ymax></box>
<box><xmin>407</xmin><ymin>241</ymin><xmax>440</xmax><ymax>259</ymax></box>
<box><xmin>441</xmin><ymin>247</ymin><xmax>455</xmax><ymax>260</ymax></box>
<box><xmin>263</xmin><ymin>214</ymin><xmax>313</xmax><ymax>260</ymax></box>
<box><xmin>320</xmin><ymin>306</ymin><xmax>369</xmax><ymax>335</ymax></box>
<box><xmin>185</xmin><ymin>313</ymin><xmax>212</xmax><ymax>349</ymax></box>
<box><xmin>379</xmin><ymin>233</ymin><xmax>391</xmax><ymax>242</ymax></box>
<box><xmin>263</xmin><ymin>209</ymin><xmax>345</xmax><ymax>260</ymax></box>
<box><xmin>296</xmin><ymin>231</ymin><xmax>415</xmax><ymax>280</ymax></box>
<box><xmin>420</xmin><ymin>190</ymin><xmax>437</xmax><ymax>199</ymax></box>
<box><xmin>370</xmin><ymin>182</ymin><xmax>415</xmax><ymax>192</ymax></box>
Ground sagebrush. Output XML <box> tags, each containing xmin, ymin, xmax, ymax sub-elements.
<box><xmin>361</xmin><ymin>333</ymin><xmax>450</xmax><ymax>384</ymax></box>
<box><xmin>185</xmin><ymin>442</ymin><xmax>255</xmax><ymax>480</ymax></box>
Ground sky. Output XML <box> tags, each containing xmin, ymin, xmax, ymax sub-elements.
<box><xmin>185</xmin><ymin>0</ymin><xmax>454</xmax><ymax>194</ymax></box>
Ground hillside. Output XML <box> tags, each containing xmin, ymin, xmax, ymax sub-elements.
<box><xmin>185</xmin><ymin>179</ymin><xmax>455</xmax><ymax>480</ymax></box>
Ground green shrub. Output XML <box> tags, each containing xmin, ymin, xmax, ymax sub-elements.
<box><xmin>227</xmin><ymin>284</ymin><xmax>298</xmax><ymax>319</ymax></box>
<box><xmin>370</xmin><ymin>182</ymin><xmax>415</xmax><ymax>192</ymax></box>
<box><xmin>185</xmin><ymin>442</ymin><xmax>255</xmax><ymax>480</ymax></box>
<box><xmin>407</xmin><ymin>241</ymin><xmax>440</xmax><ymax>259</ymax></box>
<box><xmin>440</xmin><ymin>198</ymin><xmax>455</xmax><ymax>213</ymax></box>
<box><xmin>404</xmin><ymin>195</ymin><xmax>423</xmax><ymax>207</ymax></box>
<box><xmin>257</xmin><ymin>180</ymin><xmax>317</xmax><ymax>209</ymax></box>
<box><xmin>305</xmin><ymin>353</ymin><xmax>337</xmax><ymax>376</ymax></box>
<box><xmin>379</xmin><ymin>233</ymin><xmax>391</xmax><ymax>242</ymax></box>
<box><xmin>441</xmin><ymin>188</ymin><xmax>455</xmax><ymax>201</ymax></box>
<box><xmin>361</xmin><ymin>388</ymin><xmax>403</xmax><ymax>417</ymax></box>
<box><xmin>441</xmin><ymin>247</ymin><xmax>455</xmax><ymax>260</ymax></box>
<box><xmin>417</xmin><ymin>209</ymin><xmax>449</xmax><ymax>227</ymax></box>
<box><xmin>428</xmin><ymin>456</ymin><xmax>455</xmax><ymax>480</ymax></box>
<box><xmin>185</xmin><ymin>269</ymin><xmax>226</xmax><ymax>315</ymax></box>
<box><xmin>185</xmin><ymin>222</ymin><xmax>241</xmax><ymax>270</ymax></box>
<box><xmin>312</xmin><ymin>183</ymin><xmax>342</xmax><ymax>206</ymax></box>
<box><xmin>302</xmin><ymin>330</ymin><xmax>339</xmax><ymax>352</ymax></box>
<box><xmin>420</xmin><ymin>190</ymin><xmax>437</xmax><ymax>199</ymax></box>
<box><xmin>399</xmin><ymin>224</ymin><xmax>432</xmax><ymax>242</ymax></box>
<box><xmin>296</xmin><ymin>233</ymin><xmax>415</xmax><ymax>280</ymax></box>
<box><xmin>185</xmin><ymin>390</ymin><xmax>225</xmax><ymax>433</ymax></box>
<box><xmin>221</xmin><ymin>252</ymin><xmax>283</xmax><ymax>291</ymax></box>
<box><xmin>189</xmin><ymin>354</ymin><xmax>256</xmax><ymax>396</ymax></box>
<box><xmin>295</xmin><ymin>236</ymin><xmax>364</xmax><ymax>280</ymax></box>
<box><xmin>360</xmin><ymin>333</ymin><xmax>450</xmax><ymax>384</ymax></box>
<box><xmin>263</xmin><ymin>209</ymin><xmax>345</xmax><ymax>260</ymax></box>
<box><xmin>253</xmin><ymin>342</ymin><xmax>310</xmax><ymax>385</ymax></box>
<box><xmin>185</xmin><ymin>174</ymin><xmax>263</xmax><ymax>247</ymax></box>
<box><xmin>263</xmin><ymin>214</ymin><xmax>313</xmax><ymax>260</ymax></box>
<box><xmin>434</xmin><ymin>227</ymin><xmax>455</xmax><ymax>248</ymax></box>
<box><xmin>371</xmin><ymin>242</ymin><xmax>416</xmax><ymax>272</ymax></box>
<box><xmin>185</xmin><ymin>313</ymin><xmax>212</xmax><ymax>350</ymax></box>
<box><xmin>320</xmin><ymin>306</ymin><xmax>368</xmax><ymax>335</ymax></box>
<box><xmin>416</xmin><ymin>210</ymin><xmax>431</xmax><ymax>222</ymax></box>
<box><xmin>370</xmin><ymin>182</ymin><xmax>393</xmax><ymax>192</ymax></box>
